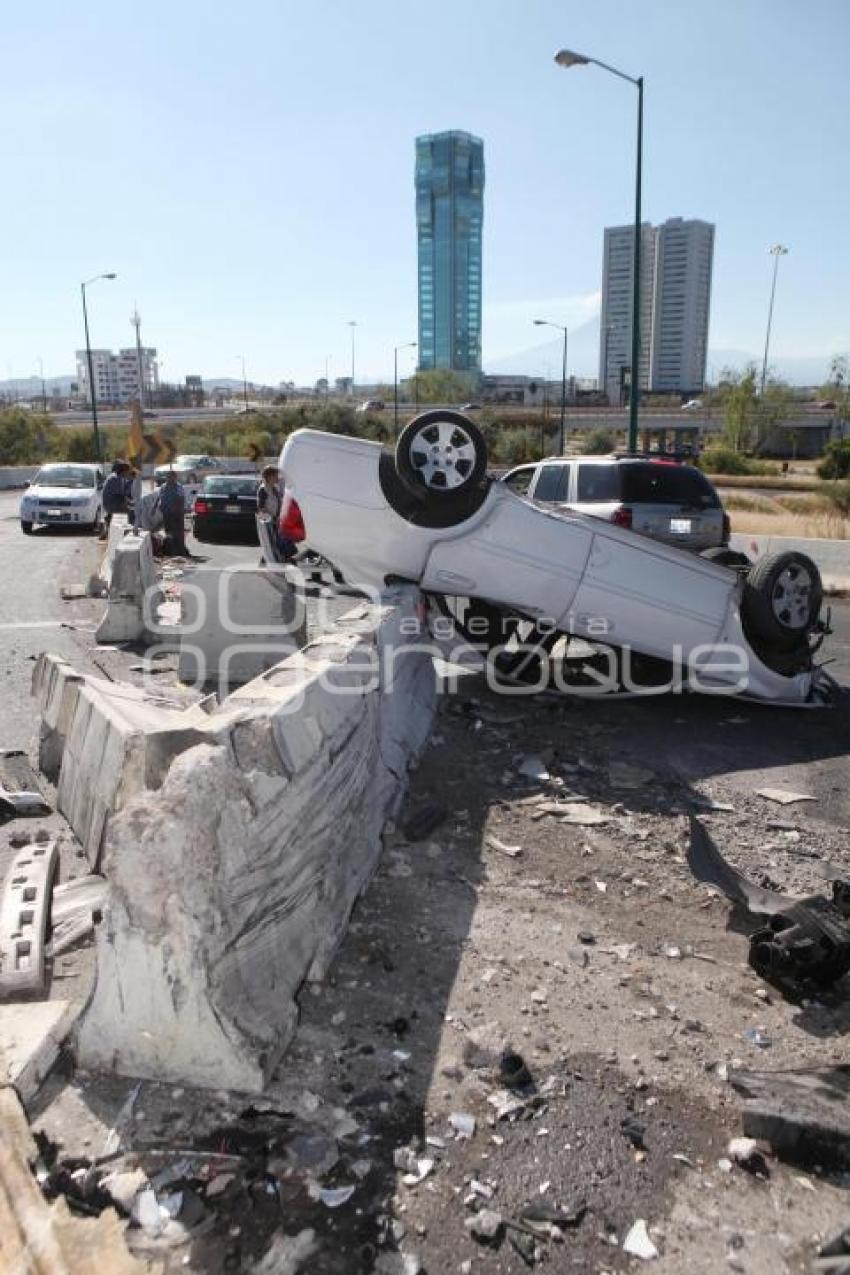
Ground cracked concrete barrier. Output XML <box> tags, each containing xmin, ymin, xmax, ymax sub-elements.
<box><xmin>33</xmin><ymin>654</ymin><xmax>212</xmax><ymax>867</ymax></box>
<box><xmin>75</xmin><ymin>587</ymin><xmax>435</xmax><ymax>1092</ymax></box>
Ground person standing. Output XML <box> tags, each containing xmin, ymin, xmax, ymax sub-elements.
<box><xmin>159</xmin><ymin>469</ymin><xmax>188</xmax><ymax>556</ymax></box>
<box><xmin>100</xmin><ymin>459</ymin><xmax>130</xmax><ymax>538</ymax></box>
<box><xmin>257</xmin><ymin>464</ymin><xmax>296</xmax><ymax>560</ymax></box>
<box><xmin>126</xmin><ymin>466</ymin><xmax>143</xmax><ymax>526</ymax></box>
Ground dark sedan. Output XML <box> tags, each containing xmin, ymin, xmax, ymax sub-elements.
<box><xmin>192</xmin><ymin>474</ymin><xmax>260</xmax><ymax>543</ymax></box>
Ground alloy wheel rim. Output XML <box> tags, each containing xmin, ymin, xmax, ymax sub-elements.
<box><xmin>409</xmin><ymin>420</ymin><xmax>477</xmax><ymax>491</ymax></box>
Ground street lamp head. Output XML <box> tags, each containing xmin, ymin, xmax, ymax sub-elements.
<box><xmin>103</xmin><ymin>272</ymin><xmax>117</xmax><ymax>280</ymax></box>
<box><xmin>555</xmin><ymin>48</ymin><xmax>590</xmax><ymax>69</ymax></box>
<box><xmin>768</xmin><ymin>244</ymin><xmax>789</xmax><ymax>256</ymax></box>
<box><xmin>533</xmin><ymin>319</ymin><xmax>547</xmax><ymax>326</ymax></box>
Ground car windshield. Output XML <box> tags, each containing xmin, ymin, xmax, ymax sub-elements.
<box><xmin>621</xmin><ymin>462</ymin><xmax>720</xmax><ymax>509</ymax></box>
<box><xmin>203</xmin><ymin>476</ymin><xmax>257</xmax><ymax>495</ymax></box>
<box><xmin>34</xmin><ymin>466</ymin><xmax>95</xmax><ymax>489</ymax></box>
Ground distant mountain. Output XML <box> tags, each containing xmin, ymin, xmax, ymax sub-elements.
<box><xmin>0</xmin><ymin>375</ymin><xmax>76</xmax><ymax>396</ymax></box>
<box><xmin>485</xmin><ymin>317</ymin><xmax>601</xmax><ymax>379</ymax></box>
<box><xmin>484</xmin><ymin>325</ymin><xmax>834</xmax><ymax>388</ymax></box>
<box><xmin>707</xmin><ymin>350</ymin><xmax>833</xmax><ymax>387</ymax></box>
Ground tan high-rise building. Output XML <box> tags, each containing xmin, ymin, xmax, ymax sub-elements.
<box><xmin>599</xmin><ymin>217</ymin><xmax>714</xmax><ymax>401</ymax></box>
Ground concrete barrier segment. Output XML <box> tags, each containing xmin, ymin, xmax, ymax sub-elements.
<box><xmin>33</xmin><ymin>588</ymin><xmax>435</xmax><ymax>1090</ymax></box>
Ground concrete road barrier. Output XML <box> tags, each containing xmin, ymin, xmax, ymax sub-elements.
<box><xmin>730</xmin><ymin>532</ymin><xmax>850</xmax><ymax>589</ymax></box>
<box><xmin>95</xmin><ymin>530</ymin><xmax>161</xmax><ymax>644</ymax></box>
<box><xmin>0</xmin><ymin>466</ymin><xmax>38</xmax><ymax>491</ymax></box>
<box><xmin>36</xmin><ymin>588</ymin><xmax>436</xmax><ymax>1091</ymax></box>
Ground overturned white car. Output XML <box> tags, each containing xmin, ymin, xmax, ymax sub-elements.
<box><xmin>278</xmin><ymin>412</ymin><xmax>833</xmax><ymax>705</ymax></box>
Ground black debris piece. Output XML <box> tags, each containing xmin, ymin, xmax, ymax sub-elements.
<box><xmin>500</xmin><ymin>1051</ymin><xmax>533</xmax><ymax>1091</ymax></box>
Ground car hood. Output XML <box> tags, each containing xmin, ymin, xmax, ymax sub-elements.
<box><xmin>24</xmin><ymin>485</ymin><xmax>94</xmax><ymax>499</ymax></box>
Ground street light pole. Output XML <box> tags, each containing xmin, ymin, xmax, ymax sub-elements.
<box><xmin>534</xmin><ymin>319</ymin><xmax>568</xmax><ymax>454</ymax></box>
<box><xmin>37</xmin><ymin>356</ymin><xmax>47</xmax><ymax>413</ymax></box>
<box><xmin>348</xmin><ymin>320</ymin><xmax>357</xmax><ymax>392</ymax></box>
<box><xmin>760</xmin><ymin>244</ymin><xmax>789</xmax><ymax>396</ymax></box>
<box><xmin>394</xmin><ymin>341</ymin><xmax>417</xmax><ymax>433</ymax></box>
<box><xmin>555</xmin><ymin>48</ymin><xmax>643</xmax><ymax>452</ymax></box>
<box><xmin>80</xmin><ymin>272</ymin><xmax>117</xmax><ymax>461</ymax></box>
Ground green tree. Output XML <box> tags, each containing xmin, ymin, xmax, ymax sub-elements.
<box><xmin>0</xmin><ymin>409</ymin><xmax>61</xmax><ymax>464</ymax></box>
<box><xmin>406</xmin><ymin>369</ymin><xmax>479</xmax><ymax>404</ymax></box>
<box><xmin>818</xmin><ymin>354</ymin><xmax>850</xmax><ymax>424</ymax></box>
<box><xmin>714</xmin><ymin>365</ymin><xmax>795</xmax><ymax>452</ymax></box>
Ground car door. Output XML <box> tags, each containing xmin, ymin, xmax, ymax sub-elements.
<box><xmin>421</xmin><ymin>484</ymin><xmax>594</xmax><ymax>622</ymax></box>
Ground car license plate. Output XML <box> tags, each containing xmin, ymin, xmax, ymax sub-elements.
<box><xmin>226</xmin><ymin>503</ymin><xmax>240</xmax><ymax>513</ymax></box>
<box><xmin>46</xmin><ymin>508</ymin><xmax>64</xmax><ymax>517</ymax></box>
<box><xmin>670</xmin><ymin>518</ymin><xmax>691</xmax><ymax>534</ymax></box>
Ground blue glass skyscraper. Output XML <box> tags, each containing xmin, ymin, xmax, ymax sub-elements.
<box><xmin>415</xmin><ymin>131</ymin><xmax>484</xmax><ymax>372</ymax></box>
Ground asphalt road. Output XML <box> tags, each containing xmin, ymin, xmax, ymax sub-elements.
<box><xmin>0</xmin><ymin>490</ymin><xmax>353</xmax><ymax>753</ymax></box>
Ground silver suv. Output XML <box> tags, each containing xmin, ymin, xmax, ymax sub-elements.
<box><xmin>501</xmin><ymin>454</ymin><xmax>729</xmax><ymax>553</ymax></box>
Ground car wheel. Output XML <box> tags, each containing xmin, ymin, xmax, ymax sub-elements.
<box><xmin>21</xmin><ymin>521</ymin><xmax>33</xmax><ymax>535</ymax></box>
<box><xmin>396</xmin><ymin>410</ymin><xmax>487</xmax><ymax>500</ymax></box>
<box><xmin>743</xmin><ymin>551</ymin><xmax>823</xmax><ymax>644</ymax></box>
<box><xmin>700</xmin><ymin>546</ymin><xmax>751</xmax><ymax>568</ymax></box>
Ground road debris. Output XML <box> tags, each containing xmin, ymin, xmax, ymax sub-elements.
<box><xmin>485</xmin><ymin>833</ymin><xmax>522</xmax><ymax>858</ymax></box>
<box><xmin>687</xmin><ymin>818</ymin><xmax>850</xmax><ymax>989</ymax></box>
<box><xmin>727</xmin><ymin>1136</ymin><xmax>770</xmax><ymax>1176</ymax></box>
<box><xmin>730</xmin><ymin>1065</ymin><xmax>850</xmax><ymax>1170</ymax></box>
<box><xmin>0</xmin><ymin>837</ymin><xmax>58</xmax><ymax>994</ymax></box>
<box><xmin>755</xmin><ymin>787</ymin><xmax>817</xmax><ymax>805</ymax></box>
<box><xmin>465</xmin><ymin>1208</ymin><xmax>504</xmax><ymax>1243</ymax></box>
<box><xmin>518</xmin><ymin>755</ymin><xmax>550</xmax><ymax>781</ymax></box>
<box><xmin>48</xmin><ymin>873</ymin><xmax>108</xmax><ymax>956</ymax></box>
<box><xmin>448</xmin><ymin>1112</ymin><xmax>476</xmax><ymax>1139</ymax></box>
<box><xmin>315</xmin><ymin>1184</ymin><xmax>356</xmax><ymax>1208</ymax></box>
<box><xmin>623</xmin><ymin>1218</ymin><xmax>659</xmax><ymax>1260</ymax></box>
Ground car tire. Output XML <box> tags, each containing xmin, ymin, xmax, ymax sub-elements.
<box><xmin>21</xmin><ymin>521</ymin><xmax>33</xmax><ymax>535</ymax></box>
<box><xmin>743</xmin><ymin>551</ymin><xmax>823</xmax><ymax>644</ymax></box>
<box><xmin>700</xmin><ymin>546</ymin><xmax>751</xmax><ymax>568</ymax></box>
<box><xmin>396</xmin><ymin>410</ymin><xmax>488</xmax><ymax>500</ymax></box>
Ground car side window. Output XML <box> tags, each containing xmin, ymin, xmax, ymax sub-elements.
<box><xmin>503</xmin><ymin>469</ymin><xmax>535</xmax><ymax>496</ymax></box>
<box><xmin>577</xmin><ymin>464</ymin><xmax>620</xmax><ymax>502</ymax></box>
<box><xmin>533</xmin><ymin>464</ymin><xmax>571</xmax><ymax>502</ymax></box>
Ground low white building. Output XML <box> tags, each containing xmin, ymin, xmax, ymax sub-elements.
<box><xmin>75</xmin><ymin>347</ymin><xmax>159</xmax><ymax>404</ymax></box>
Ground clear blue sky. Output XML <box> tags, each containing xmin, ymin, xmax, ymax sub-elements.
<box><xmin>2</xmin><ymin>0</ymin><xmax>848</xmax><ymax>386</ymax></box>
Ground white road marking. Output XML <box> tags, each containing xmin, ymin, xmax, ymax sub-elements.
<box><xmin>0</xmin><ymin>621</ymin><xmax>66</xmax><ymax>630</ymax></box>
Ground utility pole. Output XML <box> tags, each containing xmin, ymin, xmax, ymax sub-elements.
<box><xmin>348</xmin><ymin>320</ymin><xmax>357</xmax><ymax>392</ymax></box>
<box><xmin>130</xmin><ymin>306</ymin><xmax>145</xmax><ymax>408</ymax></box>
<box><xmin>760</xmin><ymin>245</ymin><xmax>789</xmax><ymax>396</ymax></box>
<box><xmin>80</xmin><ymin>273</ymin><xmax>117</xmax><ymax>461</ymax></box>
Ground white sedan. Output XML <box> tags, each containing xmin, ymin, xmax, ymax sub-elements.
<box><xmin>19</xmin><ymin>463</ymin><xmax>105</xmax><ymax>535</ymax></box>
<box><xmin>278</xmin><ymin>412</ymin><xmax>832</xmax><ymax>705</ymax></box>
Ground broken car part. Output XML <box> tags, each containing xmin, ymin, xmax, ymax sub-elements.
<box><xmin>0</xmin><ymin>839</ymin><xmax>58</xmax><ymax>996</ymax></box>
<box><xmin>687</xmin><ymin>818</ymin><xmax>850</xmax><ymax>989</ymax></box>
